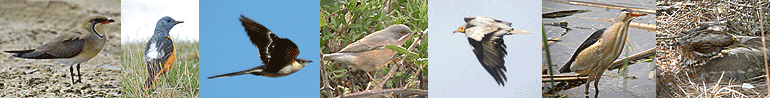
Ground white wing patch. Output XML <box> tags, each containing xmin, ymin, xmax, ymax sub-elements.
<box><xmin>145</xmin><ymin>42</ymin><xmax>163</xmax><ymax>61</ymax></box>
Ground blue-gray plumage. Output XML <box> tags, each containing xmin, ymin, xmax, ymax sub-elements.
<box><xmin>144</xmin><ymin>16</ymin><xmax>183</xmax><ymax>89</ymax></box>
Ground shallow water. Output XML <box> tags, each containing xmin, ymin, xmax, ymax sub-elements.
<box><xmin>542</xmin><ymin>0</ymin><xmax>656</xmax><ymax>97</ymax></box>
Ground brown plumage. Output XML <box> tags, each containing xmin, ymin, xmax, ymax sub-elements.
<box><xmin>323</xmin><ymin>24</ymin><xmax>415</xmax><ymax>72</ymax></box>
<box><xmin>4</xmin><ymin>16</ymin><xmax>116</xmax><ymax>84</ymax></box>
<box><xmin>558</xmin><ymin>9</ymin><xmax>646</xmax><ymax>96</ymax></box>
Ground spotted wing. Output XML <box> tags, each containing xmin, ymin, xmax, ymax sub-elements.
<box><xmin>263</xmin><ymin>38</ymin><xmax>300</xmax><ymax>73</ymax></box>
<box><xmin>240</xmin><ymin>15</ymin><xmax>279</xmax><ymax>64</ymax></box>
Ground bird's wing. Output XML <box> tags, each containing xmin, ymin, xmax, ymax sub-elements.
<box><xmin>467</xmin><ymin>29</ymin><xmax>509</xmax><ymax>86</ymax></box>
<box><xmin>337</xmin><ymin>31</ymin><xmax>397</xmax><ymax>53</ymax></box>
<box><xmin>263</xmin><ymin>38</ymin><xmax>300</xmax><ymax>73</ymax></box>
<box><xmin>240</xmin><ymin>15</ymin><xmax>279</xmax><ymax>64</ymax></box>
<box><xmin>35</xmin><ymin>32</ymin><xmax>86</xmax><ymax>58</ymax></box>
<box><xmin>144</xmin><ymin>35</ymin><xmax>175</xmax><ymax>75</ymax></box>
<box><xmin>560</xmin><ymin>28</ymin><xmax>605</xmax><ymax>73</ymax></box>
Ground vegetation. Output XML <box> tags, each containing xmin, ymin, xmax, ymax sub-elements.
<box><xmin>121</xmin><ymin>40</ymin><xmax>199</xmax><ymax>97</ymax></box>
<box><xmin>320</xmin><ymin>0</ymin><xmax>428</xmax><ymax>97</ymax></box>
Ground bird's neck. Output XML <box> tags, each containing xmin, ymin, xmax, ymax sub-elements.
<box><xmin>153</xmin><ymin>29</ymin><xmax>171</xmax><ymax>36</ymax></box>
<box><xmin>83</xmin><ymin>22</ymin><xmax>105</xmax><ymax>38</ymax></box>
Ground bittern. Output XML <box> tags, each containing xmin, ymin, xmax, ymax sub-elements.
<box><xmin>144</xmin><ymin>16</ymin><xmax>183</xmax><ymax>89</ymax></box>
<box><xmin>4</xmin><ymin>16</ymin><xmax>116</xmax><ymax>84</ymax></box>
<box><xmin>208</xmin><ymin>15</ymin><xmax>312</xmax><ymax>79</ymax></box>
<box><xmin>558</xmin><ymin>9</ymin><xmax>647</xmax><ymax>96</ymax></box>
<box><xmin>454</xmin><ymin>16</ymin><xmax>534</xmax><ymax>86</ymax></box>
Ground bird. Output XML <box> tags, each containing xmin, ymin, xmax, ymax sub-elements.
<box><xmin>558</xmin><ymin>9</ymin><xmax>647</xmax><ymax>96</ymax></box>
<box><xmin>207</xmin><ymin>15</ymin><xmax>312</xmax><ymax>79</ymax></box>
<box><xmin>144</xmin><ymin>16</ymin><xmax>183</xmax><ymax>89</ymax></box>
<box><xmin>453</xmin><ymin>16</ymin><xmax>534</xmax><ymax>86</ymax></box>
<box><xmin>4</xmin><ymin>16</ymin><xmax>116</xmax><ymax>84</ymax></box>
<box><xmin>323</xmin><ymin>24</ymin><xmax>415</xmax><ymax>72</ymax></box>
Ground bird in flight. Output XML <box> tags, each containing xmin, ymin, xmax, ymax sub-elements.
<box><xmin>558</xmin><ymin>9</ymin><xmax>646</xmax><ymax>96</ymax></box>
<box><xmin>144</xmin><ymin>16</ymin><xmax>183</xmax><ymax>89</ymax></box>
<box><xmin>208</xmin><ymin>15</ymin><xmax>312</xmax><ymax>79</ymax></box>
<box><xmin>454</xmin><ymin>16</ymin><xmax>534</xmax><ymax>86</ymax></box>
<box><xmin>4</xmin><ymin>16</ymin><xmax>116</xmax><ymax>84</ymax></box>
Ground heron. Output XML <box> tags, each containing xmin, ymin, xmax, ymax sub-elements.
<box><xmin>558</xmin><ymin>9</ymin><xmax>647</xmax><ymax>96</ymax></box>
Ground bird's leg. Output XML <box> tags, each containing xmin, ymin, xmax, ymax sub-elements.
<box><xmin>584</xmin><ymin>76</ymin><xmax>591</xmax><ymax>97</ymax></box>
<box><xmin>76</xmin><ymin>63</ymin><xmax>82</xmax><ymax>83</ymax></box>
<box><xmin>593</xmin><ymin>74</ymin><xmax>601</xmax><ymax>97</ymax></box>
<box><xmin>366</xmin><ymin>72</ymin><xmax>381</xmax><ymax>89</ymax></box>
<box><xmin>69</xmin><ymin>64</ymin><xmax>75</xmax><ymax>84</ymax></box>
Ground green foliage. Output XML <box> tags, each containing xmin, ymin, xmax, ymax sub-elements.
<box><xmin>320</xmin><ymin>0</ymin><xmax>427</xmax><ymax>97</ymax></box>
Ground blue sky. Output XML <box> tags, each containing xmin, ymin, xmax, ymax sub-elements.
<box><xmin>428</xmin><ymin>0</ymin><xmax>541</xmax><ymax>97</ymax></box>
<box><xmin>199</xmin><ymin>0</ymin><xmax>319</xmax><ymax>97</ymax></box>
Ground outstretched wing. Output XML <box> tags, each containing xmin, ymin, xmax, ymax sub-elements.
<box><xmin>240</xmin><ymin>15</ymin><xmax>280</xmax><ymax>64</ymax></box>
<box><xmin>473</xmin><ymin>30</ymin><xmax>509</xmax><ymax>86</ymax></box>
<box><xmin>263</xmin><ymin>38</ymin><xmax>300</xmax><ymax>73</ymax></box>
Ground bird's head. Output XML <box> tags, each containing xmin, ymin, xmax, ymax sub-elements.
<box><xmin>87</xmin><ymin>16</ymin><xmax>116</xmax><ymax>25</ymax></box>
<box><xmin>615</xmin><ymin>9</ymin><xmax>647</xmax><ymax>23</ymax></box>
<box><xmin>383</xmin><ymin>24</ymin><xmax>415</xmax><ymax>39</ymax></box>
<box><xmin>156</xmin><ymin>16</ymin><xmax>184</xmax><ymax>30</ymax></box>
<box><xmin>454</xmin><ymin>25</ymin><xmax>467</xmax><ymax>34</ymax></box>
<box><xmin>295</xmin><ymin>59</ymin><xmax>313</xmax><ymax>67</ymax></box>
<box><xmin>84</xmin><ymin>16</ymin><xmax>116</xmax><ymax>38</ymax></box>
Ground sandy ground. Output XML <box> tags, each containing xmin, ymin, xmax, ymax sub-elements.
<box><xmin>0</xmin><ymin>0</ymin><xmax>121</xmax><ymax>97</ymax></box>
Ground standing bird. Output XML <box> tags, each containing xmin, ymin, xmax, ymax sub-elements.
<box><xmin>207</xmin><ymin>15</ymin><xmax>312</xmax><ymax>79</ymax></box>
<box><xmin>323</xmin><ymin>24</ymin><xmax>415</xmax><ymax>72</ymax></box>
<box><xmin>453</xmin><ymin>16</ymin><xmax>534</xmax><ymax>86</ymax></box>
<box><xmin>144</xmin><ymin>16</ymin><xmax>183</xmax><ymax>89</ymax></box>
<box><xmin>4</xmin><ymin>16</ymin><xmax>116</xmax><ymax>84</ymax></box>
<box><xmin>558</xmin><ymin>9</ymin><xmax>647</xmax><ymax>96</ymax></box>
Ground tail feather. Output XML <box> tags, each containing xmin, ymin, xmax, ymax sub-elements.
<box><xmin>322</xmin><ymin>53</ymin><xmax>356</xmax><ymax>63</ymax></box>
<box><xmin>207</xmin><ymin>66</ymin><xmax>264</xmax><ymax>79</ymax></box>
<box><xmin>144</xmin><ymin>61</ymin><xmax>163</xmax><ymax>89</ymax></box>
<box><xmin>559</xmin><ymin>63</ymin><xmax>572</xmax><ymax>73</ymax></box>
<box><xmin>508</xmin><ymin>29</ymin><xmax>535</xmax><ymax>35</ymax></box>
<box><xmin>144</xmin><ymin>74</ymin><xmax>158</xmax><ymax>89</ymax></box>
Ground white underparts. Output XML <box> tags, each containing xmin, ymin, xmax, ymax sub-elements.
<box><xmin>145</xmin><ymin>42</ymin><xmax>163</xmax><ymax>61</ymax></box>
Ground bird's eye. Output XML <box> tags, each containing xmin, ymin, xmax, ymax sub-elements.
<box><xmin>167</xmin><ymin>20</ymin><xmax>171</xmax><ymax>22</ymax></box>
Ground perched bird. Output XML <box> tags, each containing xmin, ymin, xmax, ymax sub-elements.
<box><xmin>4</xmin><ymin>16</ymin><xmax>116</xmax><ymax>84</ymax></box>
<box><xmin>323</xmin><ymin>24</ymin><xmax>415</xmax><ymax>72</ymax></box>
<box><xmin>207</xmin><ymin>15</ymin><xmax>312</xmax><ymax>79</ymax></box>
<box><xmin>144</xmin><ymin>16</ymin><xmax>183</xmax><ymax>89</ymax></box>
<box><xmin>453</xmin><ymin>16</ymin><xmax>534</xmax><ymax>86</ymax></box>
<box><xmin>558</xmin><ymin>9</ymin><xmax>647</xmax><ymax>96</ymax></box>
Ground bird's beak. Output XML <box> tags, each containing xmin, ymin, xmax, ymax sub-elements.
<box><xmin>454</xmin><ymin>26</ymin><xmax>465</xmax><ymax>33</ymax></box>
<box><xmin>629</xmin><ymin>12</ymin><xmax>647</xmax><ymax>17</ymax></box>
<box><xmin>102</xmin><ymin>18</ymin><xmax>115</xmax><ymax>24</ymax></box>
<box><xmin>175</xmin><ymin>21</ymin><xmax>184</xmax><ymax>25</ymax></box>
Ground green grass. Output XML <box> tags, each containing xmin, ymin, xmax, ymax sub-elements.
<box><xmin>121</xmin><ymin>41</ymin><xmax>199</xmax><ymax>97</ymax></box>
<box><xmin>320</xmin><ymin>0</ymin><xmax>428</xmax><ymax>97</ymax></box>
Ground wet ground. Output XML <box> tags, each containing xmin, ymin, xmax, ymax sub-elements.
<box><xmin>0</xmin><ymin>0</ymin><xmax>121</xmax><ymax>97</ymax></box>
<box><xmin>542</xmin><ymin>0</ymin><xmax>656</xmax><ymax>97</ymax></box>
